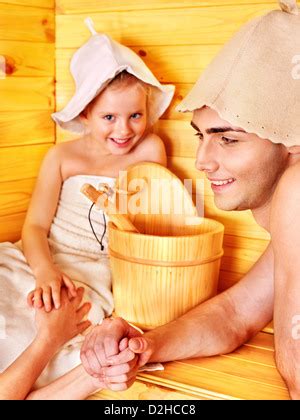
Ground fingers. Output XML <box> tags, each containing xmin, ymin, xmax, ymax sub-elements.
<box><xmin>106</xmin><ymin>347</ymin><xmax>136</xmax><ymax>366</ymax></box>
<box><xmin>51</xmin><ymin>284</ymin><xmax>61</xmax><ymax>310</ymax></box>
<box><xmin>33</xmin><ymin>288</ymin><xmax>44</xmax><ymax>309</ymax></box>
<box><xmin>62</xmin><ymin>275</ymin><xmax>77</xmax><ymax>298</ymax></box>
<box><xmin>71</xmin><ymin>287</ymin><xmax>85</xmax><ymax>309</ymax></box>
<box><xmin>106</xmin><ymin>377</ymin><xmax>136</xmax><ymax>392</ymax></box>
<box><xmin>103</xmin><ymin>334</ymin><xmax>122</xmax><ymax>360</ymax></box>
<box><xmin>42</xmin><ymin>287</ymin><xmax>52</xmax><ymax>312</ymax></box>
<box><xmin>27</xmin><ymin>291</ymin><xmax>35</xmax><ymax>307</ymax></box>
<box><xmin>77</xmin><ymin>320</ymin><xmax>92</xmax><ymax>335</ymax></box>
<box><xmin>76</xmin><ymin>302</ymin><xmax>91</xmax><ymax>322</ymax></box>
<box><xmin>81</xmin><ymin>333</ymin><xmax>103</xmax><ymax>376</ymax></box>
<box><xmin>119</xmin><ymin>337</ymin><xmax>128</xmax><ymax>352</ymax></box>
<box><xmin>102</xmin><ymin>356</ymin><xmax>138</xmax><ymax>378</ymax></box>
<box><xmin>129</xmin><ymin>337</ymin><xmax>149</xmax><ymax>354</ymax></box>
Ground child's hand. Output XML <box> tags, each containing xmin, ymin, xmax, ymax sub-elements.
<box><xmin>27</xmin><ymin>265</ymin><xmax>77</xmax><ymax>312</ymax></box>
<box><xmin>35</xmin><ymin>287</ymin><xmax>91</xmax><ymax>351</ymax></box>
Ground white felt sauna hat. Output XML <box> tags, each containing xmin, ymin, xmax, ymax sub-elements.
<box><xmin>177</xmin><ymin>0</ymin><xmax>300</xmax><ymax>147</ymax></box>
<box><xmin>52</xmin><ymin>18</ymin><xmax>175</xmax><ymax>133</ymax></box>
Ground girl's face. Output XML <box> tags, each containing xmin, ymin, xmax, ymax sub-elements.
<box><xmin>82</xmin><ymin>83</ymin><xmax>148</xmax><ymax>155</ymax></box>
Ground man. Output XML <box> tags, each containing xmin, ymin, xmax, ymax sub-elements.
<box><xmin>80</xmin><ymin>0</ymin><xmax>300</xmax><ymax>399</ymax></box>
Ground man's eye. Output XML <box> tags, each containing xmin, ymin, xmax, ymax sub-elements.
<box><xmin>221</xmin><ymin>137</ymin><xmax>238</xmax><ymax>145</ymax></box>
<box><xmin>222</xmin><ymin>137</ymin><xmax>238</xmax><ymax>144</ymax></box>
<box><xmin>104</xmin><ymin>115</ymin><xmax>114</xmax><ymax>121</ymax></box>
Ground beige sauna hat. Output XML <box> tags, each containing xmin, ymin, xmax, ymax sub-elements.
<box><xmin>177</xmin><ymin>0</ymin><xmax>300</xmax><ymax>147</ymax></box>
<box><xmin>52</xmin><ymin>18</ymin><xmax>175</xmax><ymax>133</ymax></box>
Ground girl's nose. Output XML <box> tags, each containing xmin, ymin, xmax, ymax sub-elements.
<box><xmin>117</xmin><ymin>119</ymin><xmax>132</xmax><ymax>135</ymax></box>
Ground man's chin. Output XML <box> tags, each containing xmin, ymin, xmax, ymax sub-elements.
<box><xmin>214</xmin><ymin>197</ymin><xmax>241</xmax><ymax>212</ymax></box>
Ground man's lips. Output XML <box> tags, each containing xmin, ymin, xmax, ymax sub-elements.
<box><xmin>208</xmin><ymin>178</ymin><xmax>236</xmax><ymax>186</ymax></box>
<box><xmin>208</xmin><ymin>178</ymin><xmax>236</xmax><ymax>192</ymax></box>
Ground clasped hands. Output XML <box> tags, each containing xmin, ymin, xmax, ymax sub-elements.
<box><xmin>80</xmin><ymin>317</ymin><xmax>154</xmax><ymax>392</ymax></box>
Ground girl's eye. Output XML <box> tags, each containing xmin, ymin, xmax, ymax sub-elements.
<box><xmin>221</xmin><ymin>137</ymin><xmax>238</xmax><ymax>145</ymax></box>
<box><xmin>131</xmin><ymin>113</ymin><xmax>142</xmax><ymax>119</ymax></box>
<box><xmin>103</xmin><ymin>115</ymin><xmax>115</xmax><ymax>121</ymax></box>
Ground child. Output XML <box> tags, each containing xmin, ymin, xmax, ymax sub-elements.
<box><xmin>0</xmin><ymin>18</ymin><xmax>174</xmax><ymax>388</ymax></box>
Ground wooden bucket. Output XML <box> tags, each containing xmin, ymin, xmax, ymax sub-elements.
<box><xmin>109</xmin><ymin>218</ymin><xmax>224</xmax><ymax>330</ymax></box>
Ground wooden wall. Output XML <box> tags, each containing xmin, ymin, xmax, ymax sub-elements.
<box><xmin>0</xmin><ymin>0</ymin><xmax>55</xmax><ymax>242</ymax></box>
<box><xmin>55</xmin><ymin>0</ymin><xmax>277</xmax><ymax>291</ymax></box>
<box><xmin>0</xmin><ymin>0</ymin><xmax>278</xmax><ymax>291</ymax></box>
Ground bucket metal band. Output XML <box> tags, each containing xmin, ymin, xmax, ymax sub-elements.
<box><xmin>108</xmin><ymin>248</ymin><xmax>224</xmax><ymax>268</ymax></box>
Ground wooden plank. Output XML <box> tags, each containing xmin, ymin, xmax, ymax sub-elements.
<box><xmin>0</xmin><ymin>4</ymin><xmax>54</xmax><ymax>43</ymax></box>
<box><xmin>0</xmin><ymin>212</ymin><xmax>26</xmax><ymax>243</ymax></box>
<box><xmin>0</xmin><ymin>144</ymin><xmax>51</xmax><ymax>183</ymax></box>
<box><xmin>180</xmin><ymin>356</ymin><xmax>284</xmax><ymax>388</ymax></box>
<box><xmin>1</xmin><ymin>41</ymin><xmax>54</xmax><ymax>78</ymax></box>
<box><xmin>56</xmin><ymin>44</ymin><xmax>222</xmax><ymax>85</ymax></box>
<box><xmin>245</xmin><ymin>331</ymin><xmax>274</xmax><ymax>351</ymax></box>
<box><xmin>138</xmin><ymin>360</ymin><xmax>289</xmax><ymax>400</ymax></box>
<box><xmin>218</xmin><ymin>270</ymin><xmax>244</xmax><ymax>290</ymax></box>
<box><xmin>219</xmin><ymin>345</ymin><xmax>275</xmax><ymax>367</ymax></box>
<box><xmin>223</xmin><ymin>234</ymin><xmax>269</xmax><ymax>253</ymax></box>
<box><xmin>220</xmin><ymin>250</ymin><xmax>262</xmax><ymax>275</ymax></box>
<box><xmin>56</xmin><ymin>0</ymin><xmax>278</xmax><ymax>15</ymax></box>
<box><xmin>89</xmin><ymin>379</ymin><xmax>202</xmax><ymax>401</ymax></box>
<box><xmin>0</xmin><ymin>111</ymin><xmax>54</xmax><ymax>147</ymax></box>
<box><xmin>0</xmin><ymin>77</ymin><xmax>54</xmax><ymax>111</ymax></box>
<box><xmin>56</xmin><ymin>4</ymin><xmax>275</xmax><ymax>48</ymax></box>
<box><xmin>263</xmin><ymin>322</ymin><xmax>274</xmax><ymax>335</ymax></box>
<box><xmin>0</xmin><ymin>177</ymin><xmax>36</xmax><ymax>218</ymax></box>
<box><xmin>155</xmin><ymin>120</ymin><xmax>197</xmax><ymax>158</ymax></box>
<box><xmin>1</xmin><ymin>1</ymin><xmax>54</xmax><ymax>8</ymax></box>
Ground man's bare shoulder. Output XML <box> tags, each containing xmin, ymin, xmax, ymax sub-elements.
<box><xmin>270</xmin><ymin>160</ymin><xmax>300</xmax><ymax>242</ymax></box>
<box><xmin>273</xmin><ymin>160</ymin><xmax>300</xmax><ymax>204</ymax></box>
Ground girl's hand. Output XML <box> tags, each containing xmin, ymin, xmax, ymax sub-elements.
<box><xmin>27</xmin><ymin>265</ymin><xmax>77</xmax><ymax>312</ymax></box>
<box><xmin>35</xmin><ymin>287</ymin><xmax>91</xmax><ymax>351</ymax></box>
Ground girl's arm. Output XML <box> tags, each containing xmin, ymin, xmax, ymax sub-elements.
<box><xmin>0</xmin><ymin>336</ymin><xmax>60</xmax><ymax>400</ymax></box>
<box><xmin>0</xmin><ymin>288</ymin><xmax>91</xmax><ymax>400</ymax></box>
<box><xmin>22</xmin><ymin>146</ymin><xmax>63</xmax><ymax>275</ymax></box>
<box><xmin>22</xmin><ymin>146</ymin><xmax>76</xmax><ymax>310</ymax></box>
<box><xmin>26</xmin><ymin>365</ymin><xmax>102</xmax><ymax>400</ymax></box>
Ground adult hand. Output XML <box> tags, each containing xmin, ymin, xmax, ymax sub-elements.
<box><xmin>81</xmin><ymin>318</ymin><xmax>142</xmax><ymax>378</ymax></box>
<box><xmin>27</xmin><ymin>265</ymin><xmax>77</xmax><ymax>312</ymax></box>
<box><xmin>109</xmin><ymin>334</ymin><xmax>155</xmax><ymax>369</ymax></box>
<box><xmin>35</xmin><ymin>287</ymin><xmax>91</xmax><ymax>351</ymax></box>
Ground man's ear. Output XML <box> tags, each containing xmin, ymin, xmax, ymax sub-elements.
<box><xmin>287</xmin><ymin>145</ymin><xmax>300</xmax><ymax>154</ymax></box>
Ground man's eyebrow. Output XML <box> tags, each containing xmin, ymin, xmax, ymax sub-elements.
<box><xmin>190</xmin><ymin>121</ymin><xmax>246</xmax><ymax>134</ymax></box>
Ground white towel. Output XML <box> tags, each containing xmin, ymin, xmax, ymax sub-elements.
<box><xmin>0</xmin><ymin>175</ymin><xmax>116</xmax><ymax>388</ymax></box>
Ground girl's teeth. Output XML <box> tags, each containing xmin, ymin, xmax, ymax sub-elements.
<box><xmin>211</xmin><ymin>178</ymin><xmax>235</xmax><ymax>186</ymax></box>
<box><xmin>112</xmin><ymin>138</ymin><xmax>130</xmax><ymax>144</ymax></box>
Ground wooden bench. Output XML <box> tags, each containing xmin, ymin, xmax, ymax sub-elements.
<box><xmin>89</xmin><ymin>332</ymin><xmax>289</xmax><ymax>400</ymax></box>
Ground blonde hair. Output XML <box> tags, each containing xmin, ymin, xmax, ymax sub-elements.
<box><xmin>82</xmin><ymin>70</ymin><xmax>150</xmax><ymax>116</ymax></box>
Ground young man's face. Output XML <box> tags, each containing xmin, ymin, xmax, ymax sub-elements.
<box><xmin>192</xmin><ymin>106</ymin><xmax>289</xmax><ymax>211</ymax></box>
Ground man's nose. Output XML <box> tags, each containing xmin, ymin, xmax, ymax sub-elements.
<box><xmin>195</xmin><ymin>142</ymin><xmax>219</xmax><ymax>173</ymax></box>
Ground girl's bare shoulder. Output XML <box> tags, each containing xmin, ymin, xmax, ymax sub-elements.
<box><xmin>53</xmin><ymin>138</ymin><xmax>84</xmax><ymax>157</ymax></box>
<box><xmin>132</xmin><ymin>132</ymin><xmax>167</xmax><ymax>166</ymax></box>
